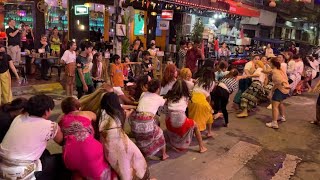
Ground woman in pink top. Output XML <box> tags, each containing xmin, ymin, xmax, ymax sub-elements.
<box><xmin>59</xmin><ymin>97</ymin><xmax>118</xmax><ymax>180</ymax></box>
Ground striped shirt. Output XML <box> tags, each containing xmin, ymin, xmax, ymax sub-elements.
<box><xmin>219</xmin><ymin>77</ymin><xmax>238</xmax><ymax>94</ymax></box>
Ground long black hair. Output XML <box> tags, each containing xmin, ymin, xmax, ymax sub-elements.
<box><xmin>134</xmin><ymin>75</ymin><xmax>150</xmax><ymax>100</ymax></box>
<box><xmin>0</xmin><ymin>97</ymin><xmax>28</xmax><ymax>113</ymax></box>
<box><xmin>304</xmin><ymin>56</ymin><xmax>314</xmax><ymax>69</ymax></box>
<box><xmin>195</xmin><ymin>66</ymin><xmax>215</xmax><ymax>91</ymax></box>
<box><xmin>95</xmin><ymin>92</ymin><xmax>126</xmax><ymax>139</ymax></box>
<box><xmin>165</xmin><ymin>79</ymin><xmax>190</xmax><ymax>103</ymax></box>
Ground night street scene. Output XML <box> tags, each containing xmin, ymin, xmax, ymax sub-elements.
<box><xmin>0</xmin><ymin>0</ymin><xmax>320</xmax><ymax>179</ymax></box>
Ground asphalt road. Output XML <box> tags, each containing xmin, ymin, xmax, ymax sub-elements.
<box><xmin>14</xmin><ymin>89</ymin><xmax>320</xmax><ymax>180</ymax></box>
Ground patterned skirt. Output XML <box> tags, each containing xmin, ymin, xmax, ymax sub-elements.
<box><xmin>165</xmin><ymin>111</ymin><xmax>195</xmax><ymax>150</ymax></box>
<box><xmin>240</xmin><ymin>81</ymin><xmax>267</xmax><ymax>110</ymax></box>
<box><xmin>130</xmin><ymin>112</ymin><xmax>166</xmax><ymax>157</ymax></box>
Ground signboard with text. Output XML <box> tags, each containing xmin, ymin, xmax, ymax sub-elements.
<box><xmin>75</xmin><ymin>5</ymin><xmax>88</xmax><ymax>15</ymax></box>
<box><xmin>159</xmin><ymin>20</ymin><xmax>169</xmax><ymax>30</ymax></box>
<box><xmin>161</xmin><ymin>10</ymin><xmax>173</xmax><ymax>20</ymax></box>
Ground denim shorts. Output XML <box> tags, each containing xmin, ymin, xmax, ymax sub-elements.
<box><xmin>272</xmin><ymin>89</ymin><xmax>289</xmax><ymax>102</ymax></box>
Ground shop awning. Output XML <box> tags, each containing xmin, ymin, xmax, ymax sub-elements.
<box><xmin>226</xmin><ymin>0</ymin><xmax>260</xmax><ymax>17</ymax></box>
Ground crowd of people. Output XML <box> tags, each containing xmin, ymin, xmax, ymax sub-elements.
<box><xmin>1</xmin><ymin>20</ymin><xmax>320</xmax><ymax>179</ymax></box>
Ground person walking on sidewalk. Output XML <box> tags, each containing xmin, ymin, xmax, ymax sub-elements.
<box><xmin>6</xmin><ymin>19</ymin><xmax>21</xmax><ymax>65</ymax></box>
<box><xmin>0</xmin><ymin>45</ymin><xmax>20</xmax><ymax>105</ymax></box>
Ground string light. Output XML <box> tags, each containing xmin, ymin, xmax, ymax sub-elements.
<box><xmin>126</xmin><ymin>0</ymin><xmax>229</xmax><ymax>13</ymax></box>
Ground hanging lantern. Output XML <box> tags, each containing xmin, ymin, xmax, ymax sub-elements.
<box><xmin>269</xmin><ymin>0</ymin><xmax>276</xmax><ymax>7</ymax></box>
<box><xmin>211</xmin><ymin>0</ymin><xmax>217</xmax><ymax>2</ymax></box>
<box><xmin>57</xmin><ymin>0</ymin><xmax>62</xmax><ymax>9</ymax></box>
<box><xmin>236</xmin><ymin>2</ymin><xmax>242</xmax><ymax>7</ymax></box>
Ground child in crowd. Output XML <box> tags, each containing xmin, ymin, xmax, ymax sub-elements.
<box><xmin>123</xmin><ymin>56</ymin><xmax>137</xmax><ymax>83</ymax></box>
<box><xmin>75</xmin><ymin>41</ymin><xmax>95</xmax><ymax>99</ymax></box>
<box><xmin>110</xmin><ymin>54</ymin><xmax>124</xmax><ymax>88</ymax></box>
<box><xmin>110</xmin><ymin>55</ymin><xmax>141</xmax><ymax>88</ymax></box>
<box><xmin>61</xmin><ymin>41</ymin><xmax>77</xmax><ymax>96</ymax></box>
<box><xmin>165</xmin><ymin>79</ymin><xmax>207</xmax><ymax>153</ymax></box>
<box><xmin>215</xmin><ymin>61</ymin><xmax>229</xmax><ymax>81</ymax></box>
<box><xmin>130</xmin><ymin>79</ymin><xmax>169</xmax><ymax>160</ymax></box>
<box><xmin>91</xmin><ymin>52</ymin><xmax>104</xmax><ymax>88</ymax></box>
<box><xmin>141</xmin><ymin>51</ymin><xmax>154</xmax><ymax>78</ymax></box>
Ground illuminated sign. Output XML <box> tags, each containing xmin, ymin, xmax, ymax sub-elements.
<box><xmin>75</xmin><ymin>5</ymin><xmax>88</xmax><ymax>15</ymax></box>
<box><xmin>134</xmin><ymin>14</ymin><xmax>144</xmax><ymax>35</ymax></box>
<box><xmin>161</xmin><ymin>10</ymin><xmax>173</xmax><ymax>20</ymax></box>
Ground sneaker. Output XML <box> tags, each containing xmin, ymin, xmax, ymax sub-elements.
<box><xmin>266</xmin><ymin>122</ymin><xmax>279</xmax><ymax>129</ymax></box>
<box><xmin>267</xmin><ymin>104</ymin><xmax>272</xmax><ymax>110</ymax></box>
<box><xmin>278</xmin><ymin>116</ymin><xmax>286</xmax><ymax>122</ymax></box>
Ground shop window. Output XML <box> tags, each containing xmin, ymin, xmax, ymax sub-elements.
<box><xmin>296</xmin><ymin>30</ymin><xmax>302</xmax><ymax>40</ymax></box>
<box><xmin>3</xmin><ymin>3</ymin><xmax>33</xmax><ymax>28</ymax></box>
<box><xmin>285</xmin><ymin>29</ymin><xmax>291</xmax><ymax>39</ymax></box>
<box><xmin>243</xmin><ymin>29</ymin><xmax>255</xmax><ymax>38</ymax></box>
<box><xmin>89</xmin><ymin>4</ymin><xmax>105</xmax><ymax>32</ymax></box>
<box><xmin>274</xmin><ymin>27</ymin><xmax>282</xmax><ymax>39</ymax></box>
<box><xmin>260</xmin><ymin>27</ymin><xmax>271</xmax><ymax>38</ymax></box>
<box><xmin>45</xmin><ymin>0</ymin><xmax>68</xmax><ymax>31</ymax></box>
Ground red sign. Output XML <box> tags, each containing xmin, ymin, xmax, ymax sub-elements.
<box><xmin>227</xmin><ymin>0</ymin><xmax>260</xmax><ymax>17</ymax></box>
<box><xmin>161</xmin><ymin>10</ymin><xmax>173</xmax><ymax>20</ymax></box>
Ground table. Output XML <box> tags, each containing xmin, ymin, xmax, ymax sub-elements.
<box><xmin>35</xmin><ymin>55</ymin><xmax>59</xmax><ymax>80</ymax></box>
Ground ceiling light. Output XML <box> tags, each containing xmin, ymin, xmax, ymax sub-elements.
<box><xmin>151</xmin><ymin>12</ymin><xmax>157</xmax><ymax>16</ymax></box>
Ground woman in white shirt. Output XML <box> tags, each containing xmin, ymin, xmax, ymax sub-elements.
<box><xmin>278</xmin><ymin>54</ymin><xmax>287</xmax><ymax>75</ymax></box>
<box><xmin>290</xmin><ymin>55</ymin><xmax>304</xmax><ymax>93</ymax></box>
<box><xmin>265</xmin><ymin>44</ymin><xmax>274</xmax><ymax>58</ymax></box>
<box><xmin>130</xmin><ymin>79</ymin><xmax>169</xmax><ymax>160</ymax></box>
<box><xmin>237</xmin><ymin>61</ymin><xmax>268</xmax><ymax>118</ymax></box>
<box><xmin>165</xmin><ymin>80</ymin><xmax>207</xmax><ymax>153</ymax></box>
<box><xmin>234</xmin><ymin>55</ymin><xmax>259</xmax><ymax>105</ymax></box>
<box><xmin>188</xmin><ymin>67</ymin><xmax>215</xmax><ymax>137</ymax></box>
<box><xmin>0</xmin><ymin>95</ymin><xmax>64</xmax><ymax>179</ymax></box>
<box><xmin>61</xmin><ymin>41</ymin><xmax>77</xmax><ymax>96</ymax></box>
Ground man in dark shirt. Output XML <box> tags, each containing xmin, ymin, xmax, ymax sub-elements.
<box><xmin>0</xmin><ymin>44</ymin><xmax>20</xmax><ymax>105</ymax></box>
<box><xmin>141</xmin><ymin>51</ymin><xmax>154</xmax><ymax>78</ymax></box>
<box><xmin>6</xmin><ymin>19</ymin><xmax>21</xmax><ymax>65</ymax></box>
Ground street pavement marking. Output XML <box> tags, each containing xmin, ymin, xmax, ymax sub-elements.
<box><xmin>271</xmin><ymin>154</ymin><xmax>302</xmax><ymax>180</ymax></box>
<box><xmin>191</xmin><ymin>141</ymin><xmax>262</xmax><ymax>180</ymax></box>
